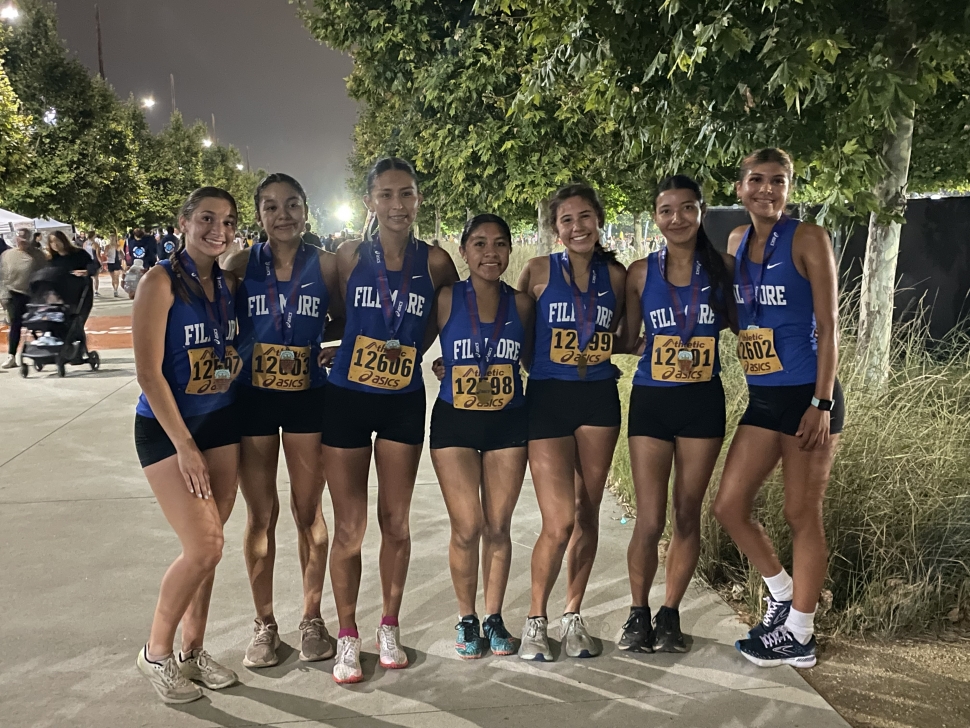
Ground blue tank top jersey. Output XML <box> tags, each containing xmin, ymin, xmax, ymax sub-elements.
<box><xmin>437</xmin><ymin>280</ymin><xmax>526</xmax><ymax>408</ymax></box>
<box><xmin>530</xmin><ymin>252</ymin><xmax>617</xmax><ymax>382</ymax></box>
<box><xmin>236</xmin><ymin>242</ymin><xmax>330</xmax><ymax>390</ymax></box>
<box><xmin>328</xmin><ymin>238</ymin><xmax>436</xmax><ymax>394</ymax></box>
<box><xmin>733</xmin><ymin>217</ymin><xmax>818</xmax><ymax>386</ymax></box>
<box><xmin>136</xmin><ymin>261</ymin><xmax>238</xmax><ymax>419</ymax></box>
<box><xmin>633</xmin><ymin>251</ymin><xmax>724</xmax><ymax>387</ymax></box>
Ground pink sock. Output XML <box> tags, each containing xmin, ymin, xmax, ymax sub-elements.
<box><xmin>380</xmin><ymin>615</ymin><xmax>399</xmax><ymax>627</ymax></box>
<box><xmin>338</xmin><ymin>627</ymin><xmax>358</xmax><ymax>639</ymax></box>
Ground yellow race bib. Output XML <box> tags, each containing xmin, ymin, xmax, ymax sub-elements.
<box><xmin>347</xmin><ymin>335</ymin><xmax>416</xmax><ymax>391</ymax></box>
<box><xmin>651</xmin><ymin>335</ymin><xmax>716</xmax><ymax>383</ymax></box>
<box><xmin>451</xmin><ymin>363</ymin><xmax>515</xmax><ymax>411</ymax></box>
<box><xmin>251</xmin><ymin>342</ymin><xmax>311</xmax><ymax>391</ymax></box>
<box><xmin>186</xmin><ymin>346</ymin><xmax>241</xmax><ymax>395</ymax></box>
<box><xmin>549</xmin><ymin>328</ymin><xmax>613</xmax><ymax>367</ymax></box>
<box><xmin>737</xmin><ymin>328</ymin><xmax>784</xmax><ymax>375</ymax></box>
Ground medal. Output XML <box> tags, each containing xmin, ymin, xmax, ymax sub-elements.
<box><xmin>212</xmin><ymin>367</ymin><xmax>232</xmax><ymax>392</ymax></box>
<box><xmin>463</xmin><ymin>280</ymin><xmax>512</xmax><ymax>404</ymax></box>
<box><xmin>263</xmin><ymin>242</ymin><xmax>310</xmax><ymax>374</ymax></box>
<box><xmin>476</xmin><ymin>377</ymin><xmax>492</xmax><ymax>405</ymax></box>
<box><xmin>178</xmin><ymin>250</ymin><xmax>231</xmax><ymax>391</ymax></box>
<box><xmin>677</xmin><ymin>349</ymin><xmax>694</xmax><ymax>376</ymax></box>
<box><xmin>561</xmin><ymin>252</ymin><xmax>600</xmax><ymax>376</ymax></box>
<box><xmin>371</xmin><ymin>234</ymin><xmax>416</xmax><ymax>364</ymax></box>
<box><xmin>738</xmin><ymin>216</ymin><xmax>789</xmax><ymax>328</ymax></box>
<box><xmin>385</xmin><ymin>339</ymin><xmax>402</xmax><ymax>361</ymax></box>
<box><xmin>577</xmin><ymin>353</ymin><xmax>588</xmax><ymax>379</ymax></box>
<box><xmin>279</xmin><ymin>348</ymin><xmax>296</xmax><ymax>374</ymax></box>
<box><xmin>659</xmin><ymin>247</ymin><xmax>705</xmax><ymax>367</ymax></box>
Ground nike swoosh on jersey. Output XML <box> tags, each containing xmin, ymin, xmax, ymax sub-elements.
<box><xmin>766</xmin><ymin>263</ymin><xmax>783</xmax><ymax>269</ymax></box>
<box><xmin>301</xmin><ymin>282</ymin><xmax>313</xmax><ymax>288</ymax></box>
<box><xmin>597</xmin><ymin>290</ymin><xmax>609</xmax><ymax>296</ymax></box>
<box><xmin>701</xmin><ymin>286</ymin><xmax>711</xmax><ymax>291</ymax></box>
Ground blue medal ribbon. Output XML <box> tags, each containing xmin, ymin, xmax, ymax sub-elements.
<box><xmin>371</xmin><ymin>234</ymin><xmax>416</xmax><ymax>341</ymax></box>
<box><xmin>560</xmin><ymin>251</ymin><xmax>599</xmax><ymax>353</ymax></box>
<box><xmin>178</xmin><ymin>250</ymin><xmax>229</xmax><ymax>361</ymax></box>
<box><xmin>464</xmin><ymin>280</ymin><xmax>512</xmax><ymax>380</ymax></box>
<box><xmin>658</xmin><ymin>247</ymin><xmax>703</xmax><ymax>346</ymax></box>
<box><xmin>738</xmin><ymin>215</ymin><xmax>788</xmax><ymax>327</ymax></box>
<box><xmin>262</xmin><ymin>242</ymin><xmax>309</xmax><ymax>348</ymax></box>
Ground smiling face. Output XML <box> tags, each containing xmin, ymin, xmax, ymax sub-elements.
<box><xmin>736</xmin><ymin>162</ymin><xmax>791</xmax><ymax>219</ymax></box>
<box><xmin>365</xmin><ymin>169</ymin><xmax>421</xmax><ymax>236</ymax></box>
<box><xmin>256</xmin><ymin>182</ymin><xmax>307</xmax><ymax>245</ymax></box>
<box><xmin>655</xmin><ymin>188</ymin><xmax>703</xmax><ymax>247</ymax></box>
<box><xmin>461</xmin><ymin>222</ymin><xmax>510</xmax><ymax>282</ymax></box>
<box><xmin>554</xmin><ymin>195</ymin><xmax>601</xmax><ymax>254</ymax></box>
<box><xmin>180</xmin><ymin>198</ymin><xmax>237</xmax><ymax>260</ymax></box>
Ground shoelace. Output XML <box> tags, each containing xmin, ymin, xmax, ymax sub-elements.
<box><xmin>484</xmin><ymin>617</ymin><xmax>511</xmax><ymax>640</ymax></box>
<box><xmin>761</xmin><ymin>597</ymin><xmax>783</xmax><ymax>627</ymax></box>
<box><xmin>379</xmin><ymin>626</ymin><xmax>400</xmax><ymax>653</ymax></box>
<box><xmin>300</xmin><ymin>619</ymin><xmax>324</xmax><ymax>640</ymax></box>
<box><xmin>456</xmin><ymin>620</ymin><xmax>480</xmax><ymax>644</ymax></box>
<box><xmin>623</xmin><ymin>610</ymin><xmax>650</xmax><ymax>632</ymax></box>
<box><xmin>161</xmin><ymin>657</ymin><xmax>185</xmax><ymax>688</ymax></box>
<box><xmin>253</xmin><ymin>622</ymin><xmax>277</xmax><ymax>646</ymax></box>
<box><xmin>562</xmin><ymin>613</ymin><xmax>586</xmax><ymax>635</ymax></box>
<box><xmin>760</xmin><ymin>626</ymin><xmax>792</xmax><ymax>648</ymax></box>
<box><xmin>337</xmin><ymin>638</ymin><xmax>360</xmax><ymax>665</ymax></box>
<box><xmin>526</xmin><ymin>618</ymin><xmax>544</xmax><ymax>639</ymax></box>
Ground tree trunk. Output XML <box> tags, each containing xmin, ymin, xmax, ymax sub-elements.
<box><xmin>537</xmin><ymin>198</ymin><xmax>556</xmax><ymax>255</ymax></box>
<box><xmin>633</xmin><ymin>212</ymin><xmax>644</xmax><ymax>247</ymax></box>
<box><xmin>466</xmin><ymin>207</ymin><xmax>474</xmax><ymax>222</ymax></box>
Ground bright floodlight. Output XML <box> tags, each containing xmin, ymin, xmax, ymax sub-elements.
<box><xmin>43</xmin><ymin>108</ymin><xmax>57</xmax><ymax>125</ymax></box>
<box><xmin>337</xmin><ymin>204</ymin><xmax>353</xmax><ymax>223</ymax></box>
<box><xmin>236</xmin><ymin>163</ymin><xmax>244</xmax><ymax>171</ymax></box>
<box><xmin>0</xmin><ymin>5</ymin><xmax>19</xmax><ymax>21</ymax></box>
<box><xmin>141</xmin><ymin>97</ymin><xmax>156</xmax><ymax>109</ymax></box>
<box><xmin>202</xmin><ymin>138</ymin><xmax>213</xmax><ymax>148</ymax></box>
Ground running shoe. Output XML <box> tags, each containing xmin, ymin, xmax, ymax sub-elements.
<box><xmin>618</xmin><ymin>607</ymin><xmax>653</xmax><ymax>653</ymax></box>
<box><xmin>1</xmin><ymin>355</ymin><xmax>15</xmax><ymax>369</ymax></box>
<box><xmin>136</xmin><ymin>646</ymin><xmax>202</xmax><ymax>704</ymax></box>
<box><xmin>748</xmin><ymin>596</ymin><xmax>792</xmax><ymax>639</ymax></box>
<box><xmin>332</xmin><ymin>636</ymin><xmax>363</xmax><ymax>684</ymax></box>
<box><xmin>561</xmin><ymin>613</ymin><xmax>600</xmax><ymax>658</ymax></box>
<box><xmin>114</xmin><ymin>289</ymin><xmax>120</xmax><ymax>297</ymax></box>
<box><xmin>735</xmin><ymin>626</ymin><xmax>817</xmax><ymax>668</ymax></box>
<box><xmin>454</xmin><ymin>615</ymin><xmax>488</xmax><ymax>659</ymax></box>
<box><xmin>243</xmin><ymin>619</ymin><xmax>280</xmax><ymax>668</ymax></box>
<box><xmin>299</xmin><ymin>617</ymin><xmax>335</xmax><ymax>662</ymax></box>
<box><xmin>652</xmin><ymin>606</ymin><xmax>688</xmax><ymax>653</ymax></box>
<box><xmin>178</xmin><ymin>648</ymin><xmax>238</xmax><ymax>689</ymax></box>
<box><xmin>483</xmin><ymin>613</ymin><xmax>517</xmax><ymax>656</ymax></box>
<box><xmin>376</xmin><ymin>624</ymin><xmax>408</xmax><ymax>668</ymax></box>
<box><xmin>519</xmin><ymin>616</ymin><xmax>551</xmax><ymax>661</ymax></box>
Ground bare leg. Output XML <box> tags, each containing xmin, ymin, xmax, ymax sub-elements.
<box><xmin>239</xmin><ymin>434</ymin><xmax>281</xmax><ymax>623</ymax></box>
<box><xmin>374</xmin><ymin>438</ymin><xmax>422</xmax><ymax>618</ymax></box>
<box><xmin>480</xmin><ymin>447</ymin><xmax>527</xmax><ymax>615</ymax></box>
<box><xmin>528</xmin><ymin>437</ymin><xmax>576</xmax><ymax>617</ymax></box>
<box><xmin>282</xmin><ymin>432</ymin><xmax>328</xmax><ymax>620</ymax></box>
<box><xmin>627</xmin><ymin>436</ymin><xmax>674</xmax><ymax>607</ymax></box>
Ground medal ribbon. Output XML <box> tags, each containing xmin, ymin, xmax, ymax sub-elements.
<box><xmin>560</xmin><ymin>251</ymin><xmax>599</xmax><ymax>354</ymax></box>
<box><xmin>263</xmin><ymin>242</ymin><xmax>309</xmax><ymax>347</ymax></box>
<box><xmin>464</xmin><ymin>280</ymin><xmax>512</xmax><ymax>380</ymax></box>
<box><xmin>371</xmin><ymin>234</ymin><xmax>416</xmax><ymax>341</ymax></box>
<box><xmin>738</xmin><ymin>215</ymin><xmax>788</xmax><ymax>327</ymax></box>
<box><xmin>658</xmin><ymin>247</ymin><xmax>703</xmax><ymax>347</ymax></box>
<box><xmin>178</xmin><ymin>250</ymin><xmax>229</xmax><ymax>361</ymax></box>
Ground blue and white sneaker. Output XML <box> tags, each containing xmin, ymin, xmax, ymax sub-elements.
<box><xmin>483</xmin><ymin>613</ymin><xmax>517</xmax><ymax>656</ymax></box>
<box><xmin>748</xmin><ymin>596</ymin><xmax>792</xmax><ymax>639</ymax></box>
<box><xmin>455</xmin><ymin>615</ymin><xmax>488</xmax><ymax>659</ymax></box>
<box><xmin>736</xmin><ymin>626</ymin><xmax>817</xmax><ymax>668</ymax></box>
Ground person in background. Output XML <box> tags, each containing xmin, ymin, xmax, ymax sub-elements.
<box><xmin>160</xmin><ymin>226</ymin><xmax>180</xmax><ymax>259</ymax></box>
<box><xmin>105</xmin><ymin>233</ymin><xmax>125</xmax><ymax>297</ymax></box>
<box><xmin>32</xmin><ymin>232</ymin><xmax>43</xmax><ymax>251</ymax></box>
<box><xmin>82</xmin><ymin>231</ymin><xmax>102</xmax><ymax>297</ymax></box>
<box><xmin>128</xmin><ymin>228</ymin><xmax>158</xmax><ymax>269</ymax></box>
<box><xmin>302</xmin><ymin>222</ymin><xmax>323</xmax><ymax>250</ymax></box>
<box><xmin>325</xmin><ymin>234</ymin><xmax>336</xmax><ymax>252</ymax></box>
<box><xmin>1</xmin><ymin>229</ymin><xmax>47</xmax><ymax>368</ymax></box>
<box><xmin>47</xmin><ymin>232</ymin><xmax>100</xmax><ymax>344</ymax></box>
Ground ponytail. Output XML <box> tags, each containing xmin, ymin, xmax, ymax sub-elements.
<box><xmin>169</xmin><ymin>186</ymin><xmax>237</xmax><ymax>303</ymax></box>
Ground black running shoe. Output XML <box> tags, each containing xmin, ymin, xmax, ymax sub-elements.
<box><xmin>735</xmin><ymin>626</ymin><xmax>817</xmax><ymax>668</ymax></box>
<box><xmin>652</xmin><ymin>606</ymin><xmax>688</xmax><ymax>653</ymax></box>
<box><xmin>748</xmin><ymin>596</ymin><xmax>792</xmax><ymax>639</ymax></box>
<box><xmin>618</xmin><ymin>607</ymin><xmax>653</xmax><ymax>653</ymax></box>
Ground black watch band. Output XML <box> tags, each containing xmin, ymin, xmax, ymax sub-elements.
<box><xmin>811</xmin><ymin>396</ymin><xmax>834</xmax><ymax>411</ymax></box>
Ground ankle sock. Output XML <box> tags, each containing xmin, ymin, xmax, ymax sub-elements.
<box><xmin>380</xmin><ymin>615</ymin><xmax>399</xmax><ymax>627</ymax></box>
<box><xmin>145</xmin><ymin>645</ymin><xmax>173</xmax><ymax>664</ymax></box>
<box><xmin>527</xmin><ymin>615</ymin><xmax>547</xmax><ymax>621</ymax></box>
<box><xmin>763</xmin><ymin>569</ymin><xmax>794</xmax><ymax>602</ymax></box>
<box><xmin>338</xmin><ymin>627</ymin><xmax>359</xmax><ymax>639</ymax></box>
<box><xmin>785</xmin><ymin>607</ymin><xmax>816</xmax><ymax>645</ymax></box>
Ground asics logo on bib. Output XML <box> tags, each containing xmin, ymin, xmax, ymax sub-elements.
<box><xmin>733</xmin><ymin>284</ymin><xmax>787</xmax><ymax>307</ymax></box>
<box><xmin>546</xmin><ymin>302</ymin><xmax>613</xmax><ymax>329</ymax></box>
<box><xmin>183</xmin><ymin>319</ymin><xmax>236</xmax><ymax>347</ymax></box>
<box><xmin>452</xmin><ymin>337</ymin><xmax>521</xmax><ymax>361</ymax></box>
<box><xmin>648</xmin><ymin>304</ymin><xmax>715</xmax><ymax>330</ymax></box>
<box><xmin>353</xmin><ymin>286</ymin><xmax>426</xmax><ymax>317</ymax></box>
<box><xmin>247</xmin><ymin>294</ymin><xmax>321</xmax><ymax>318</ymax></box>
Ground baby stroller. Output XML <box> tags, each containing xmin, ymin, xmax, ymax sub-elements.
<box><xmin>19</xmin><ymin>268</ymin><xmax>100</xmax><ymax>378</ymax></box>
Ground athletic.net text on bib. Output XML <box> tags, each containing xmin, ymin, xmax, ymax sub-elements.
<box><xmin>347</xmin><ymin>335</ymin><xmax>416</xmax><ymax>391</ymax></box>
<box><xmin>451</xmin><ymin>363</ymin><xmax>515</xmax><ymax>410</ymax></box>
<box><xmin>549</xmin><ymin>328</ymin><xmax>612</xmax><ymax>367</ymax></box>
<box><xmin>737</xmin><ymin>328</ymin><xmax>784</xmax><ymax>375</ymax></box>
<box><xmin>651</xmin><ymin>335</ymin><xmax>715</xmax><ymax>382</ymax></box>
<box><xmin>251</xmin><ymin>342</ymin><xmax>311</xmax><ymax>391</ymax></box>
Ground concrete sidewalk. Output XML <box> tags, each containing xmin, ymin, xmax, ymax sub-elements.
<box><xmin>0</xmin><ymin>350</ymin><xmax>849</xmax><ymax>728</ymax></box>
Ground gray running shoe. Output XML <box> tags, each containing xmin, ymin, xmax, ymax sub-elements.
<box><xmin>136</xmin><ymin>646</ymin><xmax>202</xmax><ymax>704</ymax></box>
<box><xmin>243</xmin><ymin>619</ymin><xmax>281</xmax><ymax>668</ymax></box>
<box><xmin>561</xmin><ymin>613</ymin><xmax>600</xmax><ymax>658</ymax></box>
<box><xmin>299</xmin><ymin>617</ymin><xmax>335</xmax><ymax>661</ymax></box>
<box><xmin>519</xmin><ymin>616</ymin><xmax>551</xmax><ymax>661</ymax></box>
<box><xmin>179</xmin><ymin>648</ymin><xmax>238</xmax><ymax>689</ymax></box>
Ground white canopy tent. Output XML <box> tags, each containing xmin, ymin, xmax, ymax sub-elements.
<box><xmin>0</xmin><ymin>207</ymin><xmax>32</xmax><ymax>236</ymax></box>
<box><xmin>32</xmin><ymin>217</ymin><xmax>73</xmax><ymax>237</ymax></box>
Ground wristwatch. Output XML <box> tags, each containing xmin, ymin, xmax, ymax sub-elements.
<box><xmin>811</xmin><ymin>396</ymin><xmax>834</xmax><ymax>411</ymax></box>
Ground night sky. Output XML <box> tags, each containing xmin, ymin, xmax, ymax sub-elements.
<box><xmin>56</xmin><ymin>0</ymin><xmax>359</xmax><ymax>224</ymax></box>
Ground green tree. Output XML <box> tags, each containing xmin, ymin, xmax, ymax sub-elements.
<box><xmin>0</xmin><ymin>42</ymin><xmax>32</xmax><ymax>201</ymax></box>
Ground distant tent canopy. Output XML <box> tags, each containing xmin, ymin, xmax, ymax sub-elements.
<box><xmin>0</xmin><ymin>207</ymin><xmax>32</xmax><ymax>235</ymax></box>
<box><xmin>32</xmin><ymin>217</ymin><xmax>73</xmax><ymax>237</ymax></box>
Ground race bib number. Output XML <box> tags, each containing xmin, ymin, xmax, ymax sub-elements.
<box><xmin>251</xmin><ymin>342</ymin><xmax>311</xmax><ymax>390</ymax></box>
<box><xmin>347</xmin><ymin>335</ymin><xmax>415</xmax><ymax>391</ymax></box>
<box><xmin>186</xmin><ymin>346</ymin><xmax>241</xmax><ymax>395</ymax></box>
<box><xmin>737</xmin><ymin>328</ymin><xmax>784</xmax><ymax>375</ymax></box>
<box><xmin>549</xmin><ymin>328</ymin><xmax>613</xmax><ymax>367</ymax></box>
<box><xmin>451</xmin><ymin>363</ymin><xmax>515</xmax><ymax>411</ymax></box>
<box><xmin>651</xmin><ymin>335</ymin><xmax>716</xmax><ymax>383</ymax></box>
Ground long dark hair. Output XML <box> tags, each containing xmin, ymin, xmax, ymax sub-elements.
<box><xmin>460</xmin><ymin>213</ymin><xmax>512</xmax><ymax>248</ymax></box>
<box><xmin>654</xmin><ymin>175</ymin><xmax>733</xmax><ymax>319</ymax></box>
<box><xmin>253</xmin><ymin>173</ymin><xmax>308</xmax><ymax>220</ymax></box>
<box><xmin>170</xmin><ymin>186</ymin><xmax>238</xmax><ymax>303</ymax></box>
<box><xmin>547</xmin><ymin>183</ymin><xmax>617</xmax><ymax>263</ymax></box>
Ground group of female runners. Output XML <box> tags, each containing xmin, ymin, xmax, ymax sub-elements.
<box><xmin>131</xmin><ymin>148</ymin><xmax>843</xmax><ymax>704</ymax></box>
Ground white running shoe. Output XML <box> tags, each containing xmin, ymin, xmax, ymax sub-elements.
<box><xmin>136</xmin><ymin>646</ymin><xmax>202</xmax><ymax>704</ymax></box>
<box><xmin>519</xmin><ymin>616</ymin><xmax>551</xmax><ymax>661</ymax></box>
<box><xmin>561</xmin><ymin>613</ymin><xmax>600</xmax><ymax>658</ymax></box>
<box><xmin>332</xmin><ymin>636</ymin><xmax>363</xmax><ymax>684</ymax></box>
<box><xmin>1</xmin><ymin>355</ymin><xmax>16</xmax><ymax>369</ymax></box>
<box><xmin>179</xmin><ymin>648</ymin><xmax>238</xmax><ymax>689</ymax></box>
<box><xmin>243</xmin><ymin>619</ymin><xmax>281</xmax><ymax>668</ymax></box>
<box><xmin>376</xmin><ymin>623</ymin><xmax>408</xmax><ymax>668</ymax></box>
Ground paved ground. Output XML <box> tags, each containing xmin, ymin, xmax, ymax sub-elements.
<box><xmin>0</xmin><ymin>302</ymin><xmax>850</xmax><ymax>727</ymax></box>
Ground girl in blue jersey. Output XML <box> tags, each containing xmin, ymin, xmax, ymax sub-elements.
<box><xmin>132</xmin><ymin>187</ymin><xmax>242</xmax><ymax>703</ymax></box>
<box><xmin>224</xmin><ymin>174</ymin><xmax>344</xmax><ymax>669</ymax></box>
<box><xmin>516</xmin><ymin>184</ymin><xmax>627</xmax><ymax>662</ymax></box>
<box><xmin>618</xmin><ymin>175</ymin><xmax>736</xmax><ymax>654</ymax></box>
<box><xmin>715</xmin><ymin>148</ymin><xmax>843</xmax><ymax>669</ymax></box>
<box><xmin>321</xmin><ymin>158</ymin><xmax>459</xmax><ymax>683</ymax></box>
<box><xmin>428</xmin><ymin>214</ymin><xmax>535</xmax><ymax>659</ymax></box>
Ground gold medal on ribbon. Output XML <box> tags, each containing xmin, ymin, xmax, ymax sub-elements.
<box><xmin>577</xmin><ymin>353</ymin><xmax>588</xmax><ymax>380</ymax></box>
<box><xmin>677</xmin><ymin>348</ymin><xmax>694</xmax><ymax>376</ymax></box>
<box><xmin>476</xmin><ymin>377</ymin><xmax>492</xmax><ymax>406</ymax></box>
<box><xmin>385</xmin><ymin>339</ymin><xmax>402</xmax><ymax>361</ymax></box>
<box><xmin>279</xmin><ymin>348</ymin><xmax>296</xmax><ymax>375</ymax></box>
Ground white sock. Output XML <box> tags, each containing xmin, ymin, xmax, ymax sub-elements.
<box><xmin>763</xmin><ymin>569</ymin><xmax>794</xmax><ymax>602</ymax></box>
<box><xmin>785</xmin><ymin>607</ymin><xmax>816</xmax><ymax>645</ymax></box>
<box><xmin>145</xmin><ymin>646</ymin><xmax>173</xmax><ymax>664</ymax></box>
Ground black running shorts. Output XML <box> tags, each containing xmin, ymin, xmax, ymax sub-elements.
<box><xmin>430</xmin><ymin>398</ymin><xmax>528</xmax><ymax>451</ymax></box>
<box><xmin>320</xmin><ymin>383</ymin><xmax>426</xmax><ymax>449</ymax></box>
<box><xmin>134</xmin><ymin>405</ymin><xmax>241</xmax><ymax>468</ymax></box>
<box><xmin>236</xmin><ymin>385</ymin><xmax>326</xmax><ymax>437</ymax></box>
<box><xmin>526</xmin><ymin>377</ymin><xmax>621</xmax><ymax>440</ymax></box>
<box><xmin>740</xmin><ymin>380</ymin><xmax>845</xmax><ymax>436</ymax></box>
<box><xmin>628</xmin><ymin>377</ymin><xmax>726</xmax><ymax>441</ymax></box>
